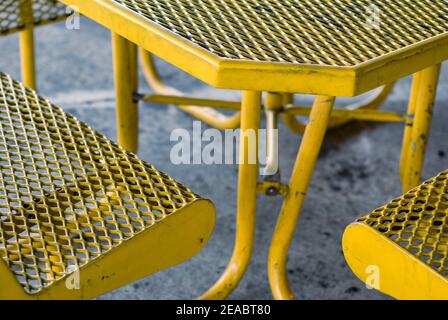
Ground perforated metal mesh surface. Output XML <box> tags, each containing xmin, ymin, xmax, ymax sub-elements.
<box><xmin>0</xmin><ymin>0</ymin><xmax>69</xmax><ymax>35</ymax></box>
<box><xmin>0</xmin><ymin>72</ymin><xmax>200</xmax><ymax>294</ymax></box>
<box><xmin>358</xmin><ymin>170</ymin><xmax>448</xmax><ymax>280</ymax></box>
<box><xmin>111</xmin><ymin>0</ymin><xmax>448</xmax><ymax>66</ymax></box>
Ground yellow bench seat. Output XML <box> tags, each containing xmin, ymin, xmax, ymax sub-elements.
<box><xmin>0</xmin><ymin>72</ymin><xmax>215</xmax><ymax>299</ymax></box>
<box><xmin>343</xmin><ymin>170</ymin><xmax>448</xmax><ymax>299</ymax></box>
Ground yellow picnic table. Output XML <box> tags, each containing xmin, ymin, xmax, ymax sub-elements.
<box><xmin>55</xmin><ymin>0</ymin><xmax>448</xmax><ymax>300</ymax></box>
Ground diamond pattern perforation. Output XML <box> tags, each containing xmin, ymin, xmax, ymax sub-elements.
<box><xmin>112</xmin><ymin>0</ymin><xmax>448</xmax><ymax>66</ymax></box>
<box><xmin>0</xmin><ymin>72</ymin><xmax>199</xmax><ymax>294</ymax></box>
<box><xmin>359</xmin><ymin>170</ymin><xmax>448</xmax><ymax>279</ymax></box>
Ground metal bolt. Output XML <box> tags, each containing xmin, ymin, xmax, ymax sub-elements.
<box><xmin>266</xmin><ymin>186</ymin><xmax>279</xmax><ymax>196</ymax></box>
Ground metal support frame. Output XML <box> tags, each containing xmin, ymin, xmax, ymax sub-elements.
<box><xmin>140</xmin><ymin>49</ymin><xmax>241</xmax><ymax>130</ymax></box>
<box><xmin>268</xmin><ymin>96</ymin><xmax>335</xmax><ymax>300</ymax></box>
<box><xmin>263</xmin><ymin>93</ymin><xmax>282</xmax><ymax>178</ymax></box>
<box><xmin>400</xmin><ymin>64</ymin><xmax>441</xmax><ymax>192</ymax></box>
<box><xmin>140</xmin><ymin>50</ymin><xmax>401</xmax><ymax>135</ymax></box>
<box><xmin>141</xmin><ymin>94</ymin><xmax>241</xmax><ymax>110</ymax></box>
<box><xmin>281</xmin><ymin>84</ymin><xmax>396</xmax><ymax>134</ymax></box>
<box><xmin>108</xmin><ymin>41</ymin><xmax>442</xmax><ymax>299</ymax></box>
<box><xmin>200</xmin><ymin>91</ymin><xmax>262</xmax><ymax>300</ymax></box>
<box><xmin>19</xmin><ymin>0</ymin><xmax>36</xmax><ymax>89</ymax></box>
<box><xmin>108</xmin><ymin>34</ymin><xmax>442</xmax><ymax>301</ymax></box>
<box><xmin>112</xmin><ymin>33</ymin><xmax>139</xmax><ymax>153</ymax></box>
<box><xmin>264</xmin><ymin>69</ymin><xmax>441</xmax><ymax>300</ymax></box>
<box><xmin>113</xmin><ymin>50</ymin><xmax>441</xmax><ymax>299</ymax></box>
<box><xmin>285</xmin><ymin>105</ymin><xmax>405</xmax><ymax>122</ymax></box>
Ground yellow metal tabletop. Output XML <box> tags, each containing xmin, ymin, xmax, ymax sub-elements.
<box><xmin>58</xmin><ymin>0</ymin><xmax>448</xmax><ymax>96</ymax></box>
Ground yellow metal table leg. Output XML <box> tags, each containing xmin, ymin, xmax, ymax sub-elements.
<box><xmin>326</xmin><ymin>84</ymin><xmax>395</xmax><ymax>128</ymax></box>
<box><xmin>199</xmin><ymin>91</ymin><xmax>261</xmax><ymax>300</ymax></box>
<box><xmin>112</xmin><ymin>32</ymin><xmax>139</xmax><ymax>153</ymax></box>
<box><xmin>400</xmin><ymin>72</ymin><xmax>422</xmax><ymax>185</ymax></box>
<box><xmin>401</xmin><ymin>65</ymin><xmax>441</xmax><ymax>192</ymax></box>
<box><xmin>268</xmin><ymin>96</ymin><xmax>335</xmax><ymax>300</ymax></box>
<box><xmin>140</xmin><ymin>49</ymin><xmax>241</xmax><ymax>130</ymax></box>
<box><xmin>19</xmin><ymin>0</ymin><xmax>36</xmax><ymax>89</ymax></box>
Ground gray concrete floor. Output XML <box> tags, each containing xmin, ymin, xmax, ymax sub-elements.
<box><xmin>0</xmin><ymin>18</ymin><xmax>447</xmax><ymax>300</ymax></box>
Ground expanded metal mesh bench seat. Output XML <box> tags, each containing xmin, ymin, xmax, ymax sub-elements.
<box><xmin>0</xmin><ymin>72</ymin><xmax>215</xmax><ymax>299</ymax></box>
<box><xmin>343</xmin><ymin>170</ymin><xmax>448</xmax><ymax>299</ymax></box>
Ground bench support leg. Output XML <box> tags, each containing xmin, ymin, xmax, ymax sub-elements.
<box><xmin>199</xmin><ymin>91</ymin><xmax>261</xmax><ymax>300</ymax></box>
<box><xmin>19</xmin><ymin>0</ymin><xmax>36</xmax><ymax>90</ymax></box>
<box><xmin>401</xmin><ymin>65</ymin><xmax>441</xmax><ymax>192</ymax></box>
<box><xmin>268</xmin><ymin>96</ymin><xmax>334</xmax><ymax>300</ymax></box>
<box><xmin>112</xmin><ymin>33</ymin><xmax>139</xmax><ymax>153</ymax></box>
